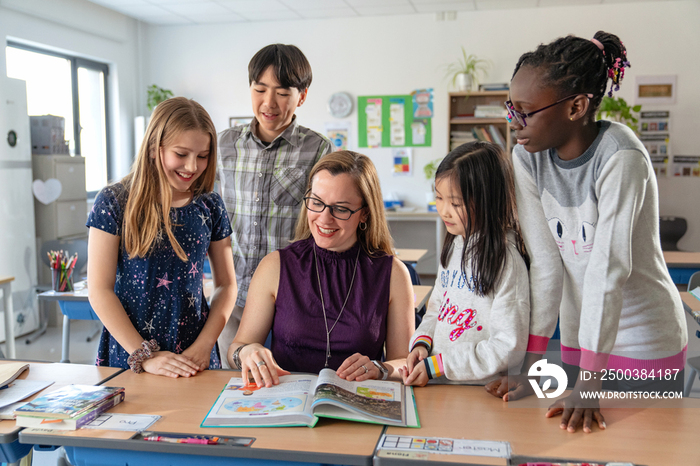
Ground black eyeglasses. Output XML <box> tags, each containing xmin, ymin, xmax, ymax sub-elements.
<box><xmin>505</xmin><ymin>93</ymin><xmax>594</xmax><ymax>127</ymax></box>
<box><xmin>303</xmin><ymin>197</ymin><xmax>364</xmax><ymax>221</ymax></box>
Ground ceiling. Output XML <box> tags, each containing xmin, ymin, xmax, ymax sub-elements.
<box><xmin>85</xmin><ymin>0</ymin><xmax>674</xmax><ymax>25</ymax></box>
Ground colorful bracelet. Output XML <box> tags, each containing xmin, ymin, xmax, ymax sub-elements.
<box><xmin>127</xmin><ymin>339</ymin><xmax>160</xmax><ymax>373</ymax></box>
<box><xmin>424</xmin><ymin>354</ymin><xmax>445</xmax><ymax>379</ymax></box>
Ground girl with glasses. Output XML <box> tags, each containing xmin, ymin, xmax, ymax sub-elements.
<box><xmin>487</xmin><ymin>31</ymin><xmax>687</xmax><ymax>433</ymax></box>
<box><xmin>227</xmin><ymin>151</ymin><xmax>414</xmax><ymax>386</ymax></box>
<box><xmin>399</xmin><ymin>141</ymin><xmax>531</xmax><ymax>388</ymax></box>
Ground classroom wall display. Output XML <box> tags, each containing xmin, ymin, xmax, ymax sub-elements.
<box><xmin>673</xmin><ymin>155</ymin><xmax>700</xmax><ymax>177</ymax></box>
<box><xmin>325</xmin><ymin>122</ymin><xmax>350</xmax><ymax>152</ymax></box>
<box><xmin>412</xmin><ymin>89</ymin><xmax>433</xmax><ymax>119</ymax></box>
<box><xmin>635</xmin><ymin>75</ymin><xmax>676</xmax><ymax>105</ymax></box>
<box><xmin>358</xmin><ymin>95</ymin><xmax>432</xmax><ymax>148</ymax></box>
<box><xmin>639</xmin><ymin>111</ymin><xmax>670</xmax><ymax>177</ymax></box>
<box><xmin>392</xmin><ymin>148</ymin><xmax>412</xmax><ymax>176</ymax></box>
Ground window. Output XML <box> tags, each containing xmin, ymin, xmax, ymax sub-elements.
<box><xmin>6</xmin><ymin>42</ymin><xmax>111</xmax><ymax>195</ymax></box>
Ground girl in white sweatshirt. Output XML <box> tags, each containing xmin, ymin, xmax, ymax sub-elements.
<box><xmin>400</xmin><ymin>141</ymin><xmax>531</xmax><ymax>386</ymax></box>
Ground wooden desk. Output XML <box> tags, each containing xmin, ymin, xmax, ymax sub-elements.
<box><xmin>394</xmin><ymin>249</ymin><xmax>428</xmax><ymax>266</ymax></box>
<box><xmin>663</xmin><ymin>251</ymin><xmax>700</xmax><ymax>284</ymax></box>
<box><xmin>379</xmin><ymin>384</ymin><xmax>699</xmax><ymax>466</ymax></box>
<box><xmin>681</xmin><ymin>291</ymin><xmax>700</xmax><ymax>325</ymax></box>
<box><xmin>0</xmin><ymin>361</ymin><xmax>121</xmax><ymax>463</ymax></box>
<box><xmin>413</xmin><ymin>285</ymin><xmax>432</xmax><ymax>312</ymax></box>
<box><xmin>20</xmin><ymin>369</ymin><xmax>383</xmax><ymax>466</ymax></box>
<box><xmin>0</xmin><ymin>276</ymin><xmax>16</xmax><ymax>359</ymax></box>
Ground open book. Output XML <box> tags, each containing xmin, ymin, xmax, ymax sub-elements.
<box><xmin>201</xmin><ymin>368</ymin><xmax>419</xmax><ymax>428</ymax></box>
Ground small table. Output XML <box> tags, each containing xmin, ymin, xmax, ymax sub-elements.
<box><xmin>37</xmin><ymin>283</ymin><xmax>99</xmax><ymax>363</ymax></box>
<box><xmin>0</xmin><ymin>276</ymin><xmax>16</xmax><ymax>359</ymax></box>
<box><xmin>394</xmin><ymin>249</ymin><xmax>428</xmax><ymax>267</ymax></box>
<box><xmin>413</xmin><ymin>285</ymin><xmax>432</xmax><ymax>311</ymax></box>
<box><xmin>663</xmin><ymin>251</ymin><xmax>700</xmax><ymax>284</ymax></box>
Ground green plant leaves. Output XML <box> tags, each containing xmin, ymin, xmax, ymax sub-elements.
<box><xmin>147</xmin><ymin>84</ymin><xmax>174</xmax><ymax>112</ymax></box>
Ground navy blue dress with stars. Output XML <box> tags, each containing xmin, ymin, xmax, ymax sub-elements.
<box><xmin>86</xmin><ymin>183</ymin><xmax>232</xmax><ymax>369</ymax></box>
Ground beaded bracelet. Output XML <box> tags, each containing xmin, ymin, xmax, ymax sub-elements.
<box><xmin>127</xmin><ymin>339</ymin><xmax>160</xmax><ymax>373</ymax></box>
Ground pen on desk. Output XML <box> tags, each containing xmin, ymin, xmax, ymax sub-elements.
<box><xmin>143</xmin><ymin>435</ymin><xmax>219</xmax><ymax>445</ymax></box>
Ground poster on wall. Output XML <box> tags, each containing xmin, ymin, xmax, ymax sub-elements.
<box><xmin>325</xmin><ymin>122</ymin><xmax>350</xmax><ymax>151</ymax></box>
<box><xmin>392</xmin><ymin>148</ymin><xmax>412</xmax><ymax>176</ymax></box>
<box><xmin>358</xmin><ymin>95</ymin><xmax>432</xmax><ymax>148</ymax></box>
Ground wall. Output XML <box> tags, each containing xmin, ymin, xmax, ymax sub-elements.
<box><xmin>0</xmin><ymin>0</ymin><xmax>142</xmax><ymax>181</ymax></box>
<box><xmin>142</xmin><ymin>0</ymin><xmax>700</xmax><ymax>252</ymax></box>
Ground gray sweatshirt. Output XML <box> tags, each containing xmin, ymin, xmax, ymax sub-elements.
<box><xmin>513</xmin><ymin>121</ymin><xmax>687</xmax><ymax>372</ymax></box>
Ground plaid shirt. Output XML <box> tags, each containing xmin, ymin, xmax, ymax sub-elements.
<box><xmin>217</xmin><ymin>117</ymin><xmax>332</xmax><ymax>307</ymax></box>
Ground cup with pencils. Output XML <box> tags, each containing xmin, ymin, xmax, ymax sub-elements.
<box><xmin>48</xmin><ymin>250</ymin><xmax>77</xmax><ymax>292</ymax></box>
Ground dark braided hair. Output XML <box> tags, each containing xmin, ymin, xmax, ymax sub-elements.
<box><xmin>512</xmin><ymin>31</ymin><xmax>629</xmax><ymax>115</ymax></box>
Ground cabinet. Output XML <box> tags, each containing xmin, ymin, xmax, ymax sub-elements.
<box><xmin>32</xmin><ymin>155</ymin><xmax>87</xmax><ymax>290</ymax></box>
<box><xmin>448</xmin><ymin>91</ymin><xmax>512</xmax><ymax>154</ymax></box>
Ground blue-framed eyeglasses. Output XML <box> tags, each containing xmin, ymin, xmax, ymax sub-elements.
<box><xmin>303</xmin><ymin>197</ymin><xmax>364</xmax><ymax>221</ymax></box>
<box><xmin>504</xmin><ymin>93</ymin><xmax>594</xmax><ymax>127</ymax></box>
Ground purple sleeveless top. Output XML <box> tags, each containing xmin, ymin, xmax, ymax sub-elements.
<box><xmin>272</xmin><ymin>237</ymin><xmax>393</xmax><ymax>373</ymax></box>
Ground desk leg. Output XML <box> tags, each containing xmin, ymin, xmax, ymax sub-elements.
<box><xmin>2</xmin><ymin>283</ymin><xmax>16</xmax><ymax>359</ymax></box>
<box><xmin>61</xmin><ymin>314</ymin><xmax>70</xmax><ymax>363</ymax></box>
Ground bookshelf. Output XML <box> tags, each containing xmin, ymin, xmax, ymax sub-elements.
<box><xmin>448</xmin><ymin>91</ymin><xmax>511</xmax><ymax>154</ymax></box>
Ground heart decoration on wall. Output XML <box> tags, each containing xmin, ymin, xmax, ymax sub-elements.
<box><xmin>32</xmin><ymin>178</ymin><xmax>63</xmax><ymax>205</ymax></box>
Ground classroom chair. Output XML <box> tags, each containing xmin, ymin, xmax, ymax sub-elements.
<box><xmin>403</xmin><ymin>261</ymin><xmax>425</xmax><ymax>327</ymax></box>
<box><xmin>659</xmin><ymin>216</ymin><xmax>687</xmax><ymax>251</ymax></box>
<box><xmin>684</xmin><ymin>272</ymin><xmax>700</xmax><ymax>397</ymax></box>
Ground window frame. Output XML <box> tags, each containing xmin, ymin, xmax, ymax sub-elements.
<box><xmin>7</xmin><ymin>41</ymin><xmax>112</xmax><ymax>197</ymax></box>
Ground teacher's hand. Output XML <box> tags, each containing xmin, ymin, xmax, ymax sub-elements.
<box><xmin>239</xmin><ymin>344</ymin><xmax>289</xmax><ymax>388</ymax></box>
<box><xmin>337</xmin><ymin>353</ymin><xmax>377</xmax><ymax>381</ymax></box>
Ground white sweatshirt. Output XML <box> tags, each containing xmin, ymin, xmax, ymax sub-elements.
<box><xmin>410</xmin><ymin>234</ymin><xmax>530</xmax><ymax>384</ymax></box>
<box><xmin>513</xmin><ymin>121</ymin><xmax>687</xmax><ymax>372</ymax></box>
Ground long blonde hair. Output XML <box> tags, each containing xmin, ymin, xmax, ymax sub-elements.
<box><xmin>120</xmin><ymin>97</ymin><xmax>217</xmax><ymax>261</ymax></box>
<box><xmin>293</xmin><ymin>150</ymin><xmax>393</xmax><ymax>256</ymax></box>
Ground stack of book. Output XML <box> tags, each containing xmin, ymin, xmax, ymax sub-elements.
<box><xmin>14</xmin><ymin>385</ymin><xmax>125</xmax><ymax>430</ymax></box>
<box><xmin>474</xmin><ymin>105</ymin><xmax>507</xmax><ymax>118</ymax></box>
<box><xmin>450</xmin><ymin>130</ymin><xmax>477</xmax><ymax>150</ymax></box>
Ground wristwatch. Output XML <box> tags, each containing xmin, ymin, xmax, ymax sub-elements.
<box><xmin>371</xmin><ymin>360</ymin><xmax>389</xmax><ymax>380</ymax></box>
<box><xmin>231</xmin><ymin>343</ymin><xmax>249</xmax><ymax>370</ymax></box>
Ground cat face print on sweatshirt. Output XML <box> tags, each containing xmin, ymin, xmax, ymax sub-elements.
<box><xmin>541</xmin><ymin>190</ymin><xmax>597</xmax><ymax>259</ymax></box>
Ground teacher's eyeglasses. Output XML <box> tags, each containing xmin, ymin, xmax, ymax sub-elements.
<box><xmin>303</xmin><ymin>197</ymin><xmax>364</xmax><ymax>221</ymax></box>
<box><xmin>504</xmin><ymin>93</ymin><xmax>593</xmax><ymax>127</ymax></box>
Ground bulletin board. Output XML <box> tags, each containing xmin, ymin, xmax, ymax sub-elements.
<box><xmin>357</xmin><ymin>95</ymin><xmax>432</xmax><ymax>148</ymax></box>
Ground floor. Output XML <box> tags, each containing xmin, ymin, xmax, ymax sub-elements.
<box><xmin>7</xmin><ymin>319</ymin><xmax>101</xmax><ymax>365</ymax></box>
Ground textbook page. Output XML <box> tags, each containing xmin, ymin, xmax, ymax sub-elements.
<box><xmin>201</xmin><ymin>375</ymin><xmax>318</xmax><ymax>427</ymax></box>
<box><xmin>311</xmin><ymin>368</ymin><xmax>417</xmax><ymax>426</ymax></box>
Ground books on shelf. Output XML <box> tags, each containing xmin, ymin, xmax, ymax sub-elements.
<box><xmin>15</xmin><ymin>391</ymin><xmax>125</xmax><ymax>430</ymax></box>
<box><xmin>479</xmin><ymin>82</ymin><xmax>509</xmax><ymax>91</ymax></box>
<box><xmin>14</xmin><ymin>385</ymin><xmax>125</xmax><ymax>430</ymax></box>
<box><xmin>201</xmin><ymin>368</ymin><xmax>419</xmax><ymax>428</ymax></box>
<box><xmin>474</xmin><ymin>105</ymin><xmax>507</xmax><ymax>118</ymax></box>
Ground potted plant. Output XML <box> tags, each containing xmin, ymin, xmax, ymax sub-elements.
<box><xmin>423</xmin><ymin>158</ymin><xmax>443</xmax><ymax>211</ymax></box>
<box><xmin>596</xmin><ymin>96</ymin><xmax>642</xmax><ymax>134</ymax></box>
<box><xmin>147</xmin><ymin>84</ymin><xmax>174</xmax><ymax>112</ymax></box>
<box><xmin>445</xmin><ymin>47</ymin><xmax>489</xmax><ymax>92</ymax></box>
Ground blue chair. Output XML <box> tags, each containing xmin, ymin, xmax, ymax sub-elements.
<box><xmin>683</xmin><ymin>271</ymin><xmax>700</xmax><ymax>397</ymax></box>
<box><xmin>403</xmin><ymin>261</ymin><xmax>425</xmax><ymax>327</ymax></box>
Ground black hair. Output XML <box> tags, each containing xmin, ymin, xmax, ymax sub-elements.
<box><xmin>512</xmin><ymin>31</ymin><xmax>628</xmax><ymax>115</ymax></box>
<box><xmin>248</xmin><ymin>44</ymin><xmax>312</xmax><ymax>91</ymax></box>
<box><xmin>436</xmin><ymin>141</ymin><xmax>529</xmax><ymax>297</ymax></box>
